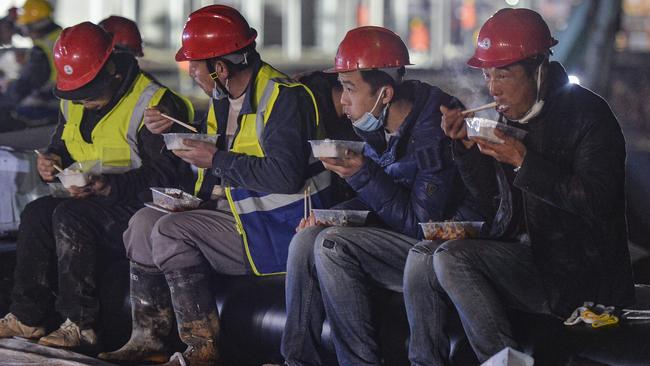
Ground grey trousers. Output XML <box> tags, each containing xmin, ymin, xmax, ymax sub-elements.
<box><xmin>123</xmin><ymin>207</ymin><xmax>249</xmax><ymax>274</ymax></box>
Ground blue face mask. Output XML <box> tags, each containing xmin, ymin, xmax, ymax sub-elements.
<box><xmin>352</xmin><ymin>87</ymin><xmax>388</xmax><ymax>132</ymax></box>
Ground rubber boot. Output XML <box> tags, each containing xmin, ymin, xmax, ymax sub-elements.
<box><xmin>98</xmin><ymin>262</ymin><xmax>174</xmax><ymax>364</ymax></box>
<box><xmin>160</xmin><ymin>264</ymin><xmax>220</xmax><ymax>366</ymax></box>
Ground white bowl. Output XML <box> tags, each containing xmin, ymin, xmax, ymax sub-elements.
<box><xmin>308</xmin><ymin>139</ymin><xmax>365</xmax><ymax>158</ymax></box>
<box><xmin>56</xmin><ymin>160</ymin><xmax>101</xmax><ymax>188</ymax></box>
<box><xmin>163</xmin><ymin>133</ymin><xmax>219</xmax><ymax>150</ymax></box>
<box><xmin>465</xmin><ymin>117</ymin><xmax>527</xmax><ymax>144</ymax></box>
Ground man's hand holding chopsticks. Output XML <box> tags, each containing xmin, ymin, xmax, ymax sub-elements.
<box><xmin>36</xmin><ymin>153</ymin><xmax>62</xmax><ymax>182</ymax></box>
<box><xmin>143</xmin><ymin>106</ymin><xmax>173</xmax><ymax>134</ymax></box>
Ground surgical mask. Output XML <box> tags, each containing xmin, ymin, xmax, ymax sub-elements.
<box><xmin>353</xmin><ymin>87</ymin><xmax>388</xmax><ymax>132</ymax></box>
<box><xmin>512</xmin><ymin>64</ymin><xmax>544</xmax><ymax>124</ymax></box>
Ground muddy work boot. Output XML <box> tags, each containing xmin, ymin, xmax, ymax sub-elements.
<box><xmin>98</xmin><ymin>262</ymin><xmax>174</xmax><ymax>364</ymax></box>
<box><xmin>160</xmin><ymin>264</ymin><xmax>220</xmax><ymax>366</ymax></box>
<box><xmin>37</xmin><ymin>318</ymin><xmax>97</xmax><ymax>348</ymax></box>
<box><xmin>0</xmin><ymin>313</ymin><xmax>46</xmax><ymax>339</ymax></box>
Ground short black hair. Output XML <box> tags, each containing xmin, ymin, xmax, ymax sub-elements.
<box><xmin>359</xmin><ymin>67</ymin><xmax>407</xmax><ymax>101</ymax></box>
<box><xmin>207</xmin><ymin>43</ymin><xmax>259</xmax><ymax>75</ymax></box>
<box><xmin>517</xmin><ymin>54</ymin><xmax>549</xmax><ymax>77</ymax></box>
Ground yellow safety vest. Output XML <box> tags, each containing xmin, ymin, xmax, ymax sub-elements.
<box><xmin>32</xmin><ymin>27</ymin><xmax>62</xmax><ymax>83</ymax></box>
<box><xmin>193</xmin><ymin>101</ymin><xmax>218</xmax><ymax>196</ymax></box>
<box><xmin>60</xmin><ymin>72</ymin><xmax>167</xmax><ymax>171</ymax></box>
<box><xmin>222</xmin><ymin>63</ymin><xmax>333</xmax><ymax>275</ymax></box>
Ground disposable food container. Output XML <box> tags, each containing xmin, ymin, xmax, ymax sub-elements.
<box><xmin>311</xmin><ymin>209</ymin><xmax>370</xmax><ymax>227</ymax></box>
<box><xmin>163</xmin><ymin>133</ymin><xmax>219</xmax><ymax>150</ymax></box>
<box><xmin>308</xmin><ymin>139</ymin><xmax>366</xmax><ymax>158</ymax></box>
<box><xmin>419</xmin><ymin>221</ymin><xmax>485</xmax><ymax>240</ymax></box>
<box><xmin>56</xmin><ymin>160</ymin><xmax>101</xmax><ymax>188</ymax></box>
<box><xmin>150</xmin><ymin>188</ymin><xmax>202</xmax><ymax>212</ymax></box>
<box><xmin>465</xmin><ymin>117</ymin><xmax>527</xmax><ymax>144</ymax></box>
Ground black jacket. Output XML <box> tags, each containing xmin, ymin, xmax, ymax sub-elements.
<box><xmin>453</xmin><ymin>62</ymin><xmax>634</xmax><ymax>316</ymax></box>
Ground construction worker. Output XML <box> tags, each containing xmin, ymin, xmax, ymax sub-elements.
<box><xmin>280</xmin><ymin>26</ymin><xmax>482</xmax><ymax>365</ymax></box>
<box><xmin>99</xmin><ymin>15</ymin><xmax>144</xmax><ymax>57</ymax></box>
<box><xmin>0</xmin><ymin>0</ymin><xmax>61</xmax><ymax>131</ymax></box>
<box><xmin>0</xmin><ymin>22</ymin><xmax>191</xmax><ymax>349</ymax></box>
<box><xmin>99</xmin><ymin>5</ymin><xmax>333</xmax><ymax>365</ymax></box>
<box><xmin>404</xmin><ymin>8</ymin><xmax>634</xmax><ymax>364</ymax></box>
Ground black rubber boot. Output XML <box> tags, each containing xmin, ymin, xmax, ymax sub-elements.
<box><xmin>98</xmin><ymin>262</ymin><xmax>174</xmax><ymax>364</ymax></box>
<box><xmin>161</xmin><ymin>264</ymin><xmax>220</xmax><ymax>366</ymax></box>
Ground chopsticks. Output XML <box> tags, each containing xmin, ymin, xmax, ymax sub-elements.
<box><xmin>33</xmin><ymin>149</ymin><xmax>63</xmax><ymax>172</ymax></box>
<box><xmin>160</xmin><ymin>113</ymin><xmax>198</xmax><ymax>133</ymax></box>
<box><xmin>461</xmin><ymin>102</ymin><xmax>497</xmax><ymax>115</ymax></box>
<box><xmin>303</xmin><ymin>186</ymin><xmax>312</xmax><ymax>220</ymax></box>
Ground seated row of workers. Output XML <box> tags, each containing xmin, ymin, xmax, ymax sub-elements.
<box><xmin>0</xmin><ymin>3</ymin><xmax>633</xmax><ymax>366</ymax></box>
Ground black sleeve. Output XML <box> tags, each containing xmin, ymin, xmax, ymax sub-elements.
<box><xmin>1</xmin><ymin>46</ymin><xmax>51</xmax><ymax>105</ymax></box>
<box><xmin>102</xmin><ymin>90</ymin><xmax>193</xmax><ymax>203</ymax></box>
<box><xmin>45</xmin><ymin>110</ymin><xmax>74</xmax><ymax>167</ymax></box>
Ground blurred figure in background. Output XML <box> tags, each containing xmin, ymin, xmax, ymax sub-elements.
<box><xmin>0</xmin><ymin>0</ymin><xmax>61</xmax><ymax>132</ymax></box>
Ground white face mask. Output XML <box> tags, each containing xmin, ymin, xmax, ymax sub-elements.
<box><xmin>352</xmin><ymin>87</ymin><xmax>388</xmax><ymax>132</ymax></box>
<box><xmin>512</xmin><ymin>64</ymin><xmax>544</xmax><ymax>124</ymax></box>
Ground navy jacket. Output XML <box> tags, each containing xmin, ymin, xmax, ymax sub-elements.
<box><xmin>347</xmin><ymin>80</ymin><xmax>482</xmax><ymax>238</ymax></box>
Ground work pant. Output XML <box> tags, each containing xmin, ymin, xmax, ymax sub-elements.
<box><xmin>123</xmin><ymin>207</ymin><xmax>248</xmax><ymax>275</ymax></box>
<box><xmin>10</xmin><ymin>195</ymin><xmax>139</xmax><ymax>328</ymax></box>
<box><xmin>282</xmin><ymin>226</ymin><xmax>417</xmax><ymax>366</ymax></box>
<box><xmin>403</xmin><ymin>239</ymin><xmax>552</xmax><ymax>365</ymax></box>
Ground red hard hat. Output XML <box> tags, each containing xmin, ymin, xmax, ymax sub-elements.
<box><xmin>325</xmin><ymin>26</ymin><xmax>412</xmax><ymax>73</ymax></box>
<box><xmin>175</xmin><ymin>5</ymin><xmax>257</xmax><ymax>62</ymax></box>
<box><xmin>468</xmin><ymin>8</ymin><xmax>558</xmax><ymax>69</ymax></box>
<box><xmin>53</xmin><ymin>22</ymin><xmax>114</xmax><ymax>91</ymax></box>
<box><xmin>99</xmin><ymin>15</ymin><xmax>143</xmax><ymax>57</ymax></box>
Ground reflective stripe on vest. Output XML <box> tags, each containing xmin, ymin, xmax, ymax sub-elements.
<box><xmin>33</xmin><ymin>27</ymin><xmax>62</xmax><ymax>83</ymax></box>
<box><xmin>60</xmin><ymin>72</ymin><xmax>165</xmax><ymax>171</ymax></box>
<box><xmin>224</xmin><ymin>63</ymin><xmax>330</xmax><ymax>276</ymax></box>
<box><xmin>194</xmin><ymin>101</ymin><xmax>218</xmax><ymax>195</ymax></box>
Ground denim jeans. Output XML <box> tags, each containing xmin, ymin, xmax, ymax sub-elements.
<box><xmin>314</xmin><ymin>227</ymin><xmax>418</xmax><ymax>366</ymax></box>
<box><xmin>281</xmin><ymin>226</ymin><xmax>328</xmax><ymax>366</ymax></box>
<box><xmin>404</xmin><ymin>239</ymin><xmax>552</xmax><ymax>365</ymax></box>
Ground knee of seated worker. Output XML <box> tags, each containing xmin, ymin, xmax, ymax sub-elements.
<box><xmin>20</xmin><ymin>196</ymin><xmax>61</xmax><ymax>224</ymax></box>
<box><xmin>51</xmin><ymin>199</ymin><xmax>91</xmax><ymax>226</ymax></box>
<box><xmin>404</xmin><ymin>241</ymin><xmax>437</xmax><ymax>292</ymax></box>
<box><xmin>151</xmin><ymin>212</ymin><xmax>190</xmax><ymax>239</ymax></box>
<box><xmin>313</xmin><ymin>227</ymin><xmax>356</xmax><ymax>265</ymax></box>
<box><xmin>287</xmin><ymin>226</ymin><xmax>326</xmax><ymax>268</ymax></box>
<box><xmin>433</xmin><ymin>240</ymin><xmax>476</xmax><ymax>289</ymax></box>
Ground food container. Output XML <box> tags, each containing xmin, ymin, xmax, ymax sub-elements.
<box><xmin>163</xmin><ymin>133</ymin><xmax>219</xmax><ymax>150</ymax></box>
<box><xmin>465</xmin><ymin>117</ymin><xmax>527</xmax><ymax>144</ymax></box>
<box><xmin>311</xmin><ymin>209</ymin><xmax>370</xmax><ymax>227</ymax></box>
<box><xmin>56</xmin><ymin>160</ymin><xmax>101</xmax><ymax>188</ymax></box>
<box><xmin>308</xmin><ymin>139</ymin><xmax>366</xmax><ymax>158</ymax></box>
<box><xmin>48</xmin><ymin>182</ymin><xmax>71</xmax><ymax>198</ymax></box>
<box><xmin>150</xmin><ymin>188</ymin><xmax>202</xmax><ymax>212</ymax></box>
<box><xmin>419</xmin><ymin>221</ymin><xmax>485</xmax><ymax>241</ymax></box>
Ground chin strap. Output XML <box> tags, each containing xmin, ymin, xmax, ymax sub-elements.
<box><xmin>512</xmin><ymin>63</ymin><xmax>544</xmax><ymax>124</ymax></box>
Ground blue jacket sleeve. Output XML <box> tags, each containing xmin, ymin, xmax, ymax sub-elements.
<box><xmin>346</xmin><ymin>138</ymin><xmax>459</xmax><ymax>238</ymax></box>
<box><xmin>211</xmin><ymin>86</ymin><xmax>316</xmax><ymax>194</ymax></box>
